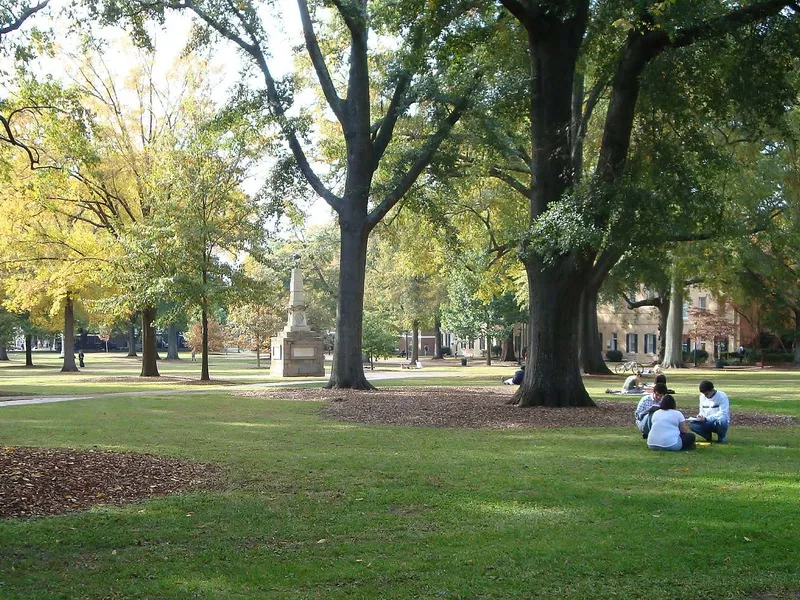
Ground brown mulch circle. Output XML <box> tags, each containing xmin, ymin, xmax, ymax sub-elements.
<box><xmin>0</xmin><ymin>446</ymin><xmax>221</xmax><ymax>520</ymax></box>
<box><xmin>236</xmin><ymin>386</ymin><xmax>797</xmax><ymax>430</ymax></box>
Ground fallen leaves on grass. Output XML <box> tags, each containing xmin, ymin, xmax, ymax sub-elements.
<box><xmin>0</xmin><ymin>446</ymin><xmax>221</xmax><ymax>520</ymax></box>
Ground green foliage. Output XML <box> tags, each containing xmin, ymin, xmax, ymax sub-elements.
<box><xmin>605</xmin><ymin>349</ymin><xmax>623</xmax><ymax>362</ymax></box>
<box><xmin>361</xmin><ymin>310</ymin><xmax>397</xmax><ymax>365</ymax></box>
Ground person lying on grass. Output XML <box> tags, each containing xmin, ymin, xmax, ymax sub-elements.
<box><xmin>647</xmin><ymin>394</ymin><xmax>696</xmax><ymax>452</ymax></box>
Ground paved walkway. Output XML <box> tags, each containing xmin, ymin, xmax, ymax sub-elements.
<box><xmin>0</xmin><ymin>370</ymin><xmax>455</xmax><ymax>408</ymax></box>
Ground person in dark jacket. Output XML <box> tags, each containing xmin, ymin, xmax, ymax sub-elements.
<box><xmin>503</xmin><ymin>366</ymin><xmax>525</xmax><ymax>385</ymax></box>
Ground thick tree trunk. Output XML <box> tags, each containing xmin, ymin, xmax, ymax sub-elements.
<box><xmin>411</xmin><ymin>320</ymin><xmax>420</xmax><ymax>363</ymax></box>
<box><xmin>513</xmin><ymin>12</ymin><xmax>594</xmax><ymax>408</ymax></box>
<box><xmin>433</xmin><ymin>314</ymin><xmax>444</xmax><ymax>359</ymax></box>
<box><xmin>500</xmin><ymin>330</ymin><xmax>516</xmax><ymax>362</ymax></box>
<box><xmin>515</xmin><ymin>258</ymin><xmax>595</xmax><ymax>407</ymax></box>
<box><xmin>662</xmin><ymin>271</ymin><xmax>686</xmax><ymax>368</ymax></box>
<box><xmin>25</xmin><ymin>334</ymin><xmax>33</xmax><ymax>367</ymax></box>
<box><xmin>656</xmin><ymin>299</ymin><xmax>669</xmax><ymax>365</ymax></box>
<box><xmin>61</xmin><ymin>295</ymin><xmax>79</xmax><ymax>372</ymax></box>
<box><xmin>127</xmin><ymin>318</ymin><xmax>138</xmax><ymax>357</ymax></box>
<box><xmin>0</xmin><ymin>346</ymin><xmax>8</xmax><ymax>361</ymax></box>
<box><xmin>166</xmin><ymin>323</ymin><xmax>180</xmax><ymax>360</ymax></box>
<box><xmin>579</xmin><ymin>287</ymin><xmax>613</xmax><ymax>375</ymax></box>
<box><xmin>793</xmin><ymin>309</ymin><xmax>800</xmax><ymax>365</ymax></box>
<box><xmin>139</xmin><ymin>306</ymin><xmax>160</xmax><ymax>377</ymax></box>
<box><xmin>201</xmin><ymin>303</ymin><xmax>210</xmax><ymax>381</ymax></box>
<box><xmin>326</xmin><ymin>222</ymin><xmax>374</xmax><ymax>389</ymax></box>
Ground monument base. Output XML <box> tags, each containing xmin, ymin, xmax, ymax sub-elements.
<box><xmin>270</xmin><ymin>331</ymin><xmax>325</xmax><ymax>377</ymax></box>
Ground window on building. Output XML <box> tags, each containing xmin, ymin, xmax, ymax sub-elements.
<box><xmin>682</xmin><ymin>302</ymin><xmax>689</xmax><ymax>319</ymax></box>
<box><xmin>611</xmin><ymin>333</ymin><xmax>618</xmax><ymax>351</ymax></box>
<box><xmin>644</xmin><ymin>333</ymin><xmax>657</xmax><ymax>354</ymax></box>
<box><xmin>699</xmin><ymin>296</ymin><xmax>707</xmax><ymax>309</ymax></box>
<box><xmin>626</xmin><ymin>333</ymin><xmax>638</xmax><ymax>353</ymax></box>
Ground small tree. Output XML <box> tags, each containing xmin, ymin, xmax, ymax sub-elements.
<box><xmin>688</xmin><ymin>306</ymin><xmax>737</xmax><ymax>360</ymax></box>
<box><xmin>361</xmin><ymin>311</ymin><xmax>397</xmax><ymax>371</ymax></box>
<box><xmin>185</xmin><ymin>319</ymin><xmax>226</xmax><ymax>355</ymax></box>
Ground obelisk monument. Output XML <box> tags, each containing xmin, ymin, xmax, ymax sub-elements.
<box><xmin>270</xmin><ymin>256</ymin><xmax>325</xmax><ymax>377</ymax></box>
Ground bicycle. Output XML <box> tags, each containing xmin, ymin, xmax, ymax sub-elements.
<box><xmin>614</xmin><ymin>359</ymin><xmax>644</xmax><ymax>374</ymax></box>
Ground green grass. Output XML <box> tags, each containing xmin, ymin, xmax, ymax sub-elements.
<box><xmin>0</xmin><ymin>369</ymin><xmax>799</xmax><ymax>599</ymax></box>
<box><xmin>0</xmin><ymin>351</ymin><xmax>327</xmax><ymax>395</ymax></box>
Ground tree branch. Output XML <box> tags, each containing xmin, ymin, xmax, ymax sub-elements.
<box><xmin>367</xmin><ymin>74</ymin><xmax>479</xmax><ymax>229</ymax></box>
<box><xmin>0</xmin><ymin>0</ymin><xmax>49</xmax><ymax>36</ymax></box>
<box><xmin>488</xmin><ymin>166</ymin><xmax>530</xmax><ymax>199</ymax></box>
<box><xmin>296</xmin><ymin>0</ymin><xmax>345</xmax><ymax>121</ymax></box>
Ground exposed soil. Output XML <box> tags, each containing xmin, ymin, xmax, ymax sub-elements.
<box><xmin>0</xmin><ymin>446</ymin><xmax>221</xmax><ymax>520</ymax></box>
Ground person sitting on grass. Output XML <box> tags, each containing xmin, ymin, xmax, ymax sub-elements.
<box><xmin>689</xmin><ymin>380</ymin><xmax>730</xmax><ymax>444</ymax></box>
<box><xmin>645</xmin><ymin>373</ymin><xmax>675</xmax><ymax>395</ymax></box>
<box><xmin>606</xmin><ymin>372</ymin><xmax>646</xmax><ymax>395</ymax></box>
<box><xmin>635</xmin><ymin>382</ymin><xmax>668</xmax><ymax>438</ymax></box>
<box><xmin>647</xmin><ymin>394</ymin><xmax>696</xmax><ymax>452</ymax></box>
<box><xmin>503</xmin><ymin>365</ymin><xmax>525</xmax><ymax>385</ymax></box>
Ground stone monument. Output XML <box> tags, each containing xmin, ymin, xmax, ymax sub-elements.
<box><xmin>270</xmin><ymin>256</ymin><xmax>325</xmax><ymax>377</ymax></box>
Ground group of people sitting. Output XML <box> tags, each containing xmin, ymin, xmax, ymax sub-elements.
<box><xmin>635</xmin><ymin>379</ymin><xmax>730</xmax><ymax>451</ymax></box>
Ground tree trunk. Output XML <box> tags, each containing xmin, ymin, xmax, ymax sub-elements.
<box><xmin>662</xmin><ymin>270</ymin><xmax>686</xmax><ymax>368</ymax></box>
<box><xmin>0</xmin><ymin>346</ymin><xmax>8</xmax><ymax>361</ymax></box>
<box><xmin>326</xmin><ymin>222</ymin><xmax>374</xmax><ymax>389</ymax></box>
<box><xmin>513</xmin><ymin>12</ymin><xmax>594</xmax><ymax>408</ymax></box>
<box><xmin>127</xmin><ymin>317</ymin><xmax>138</xmax><ymax>357</ymax></box>
<box><xmin>433</xmin><ymin>314</ymin><xmax>444</xmax><ymax>359</ymax></box>
<box><xmin>139</xmin><ymin>306</ymin><xmax>160</xmax><ymax>377</ymax></box>
<box><xmin>256</xmin><ymin>340</ymin><xmax>261</xmax><ymax>369</ymax></box>
<box><xmin>411</xmin><ymin>320</ymin><xmax>420</xmax><ymax>363</ymax></box>
<box><xmin>201</xmin><ymin>303</ymin><xmax>210</xmax><ymax>381</ymax></box>
<box><xmin>579</xmin><ymin>286</ymin><xmax>613</xmax><ymax>375</ymax></box>
<box><xmin>485</xmin><ymin>332</ymin><xmax>492</xmax><ymax>366</ymax></box>
<box><xmin>166</xmin><ymin>323</ymin><xmax>180</xmax><ymax>360</ymax></box>
<box><xmin>793</xmin><ymin>309</ymin><xmax>800</xmax><ymax>365</ymax></box>
<box><xmin>61</xmin><ymin>295</ymin><xmax>79</xmax><ymax>372</ymax></box>
<box><xmin>656</xmin><ymin>299</ymin><xmax>669</xmax><ymax>365</ymax></box>
<box><xmin>501</xmin><ymin>330</ymin><xmax>516</xmax><ymax>362</ymax></box>
<box><xmin>25</xmin><ymin>334</ymin><xmax>33</xmax><ymax>367</ymax></box>
<box><xmin>514</xmin><ymin>258</ymin><xmax>595</xmax><ymax>407</ymax></box>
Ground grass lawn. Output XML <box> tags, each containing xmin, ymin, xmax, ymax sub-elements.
<box><xmin>0</xmin><ymin>369</ymin><xmax>798</xmax><ymax>599</ymax></box>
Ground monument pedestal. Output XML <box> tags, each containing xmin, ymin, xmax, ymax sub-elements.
<box><xmin>270</xmin><ymin>330</ymin><xmax>325</xmax><ymax>377</ymax></box>
<box><xmin>270</xmin><ymin>264</ymin><xmax>325</xmax><ymax>377</ymax></box>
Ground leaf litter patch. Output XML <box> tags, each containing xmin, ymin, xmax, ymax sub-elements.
<box><xmin>237</xmin><ymin>386</ymin><xmax>797</xmax><ymax>430</ymax></box>
<box><xmin>0</xmin><ymin>446</ymin><xmax>221</xmax><ymax>520</ymax></box>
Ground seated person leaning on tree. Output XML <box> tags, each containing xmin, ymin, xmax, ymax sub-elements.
<box><xmin>634</xmin><ymin>382</ymin><xmax>668</xmax><ymax>439</ymax></box>
<box><xmin>647</xmin><ymin>394</ymin><xmax>696</xmax><ymax>452</ymax></box>
<box><xmin>690</xmin><ymin>380</ymin><xmax>730</xmax><ymax>443</ymax></box>
<box><xmin>503</xmin><ymin>366</ymin><xmax>525</xmax><ymax>385</ymax></box>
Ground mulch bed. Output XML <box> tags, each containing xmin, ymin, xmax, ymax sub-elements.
<box><xmin>0</xmin><ymin>447</ymin><xmax>221</xmax><ymax>520</ymax></box>
<box><xmin>236</xmin><ymin>386</ymin><xmax>797</xmax><ymax>430</ymax></box>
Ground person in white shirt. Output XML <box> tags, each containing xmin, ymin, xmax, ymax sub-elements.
<box><xmin>647</xmin><ymin>395</ymin><xmax>696</xmax><ymax>451</ymax></box>
<box><xmin>689</xmin><ymin>380</ymin><xmax>730</xmax><ymax>443</ymax></box>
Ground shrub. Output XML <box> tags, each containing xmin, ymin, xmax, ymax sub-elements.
<box><xmin>441</xmin><ymin>346</ymin><xmax>452</xmax><ymax>357</ymax></box>
<box><xmin>605</xmin><ymin>349</ymin><xmax>623</xmax><ymax>362</ymax></box>
<box><xmin>682</xmin><ymin>349</ymin><xmax>709</xmax><ymax>364</ymax></box>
